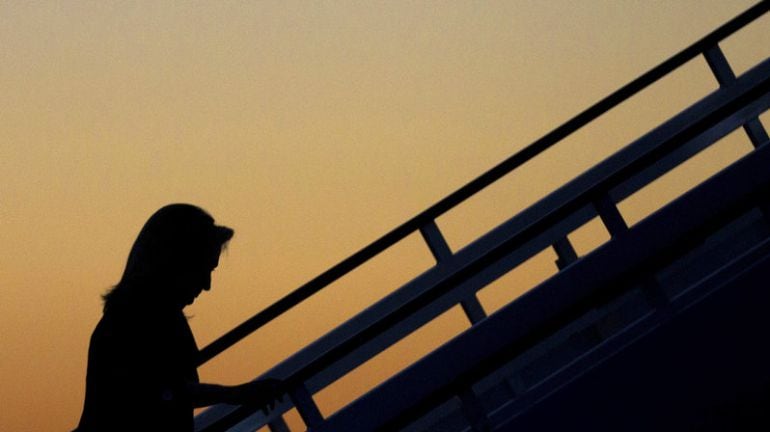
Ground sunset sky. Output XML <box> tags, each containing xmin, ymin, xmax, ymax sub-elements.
<box><xmin>1</xmin><ymin>2</ymin><xmax>769</xmax><ymax>430</ymax></box>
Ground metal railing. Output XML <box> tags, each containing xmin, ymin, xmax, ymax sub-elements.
<box><xmin>318</xmin><ymin>137</ymin><xmax>770</xmax><ymax>431</ymax></box>
<box><xmin>196</xmin><ymin>2</ymin><xmax>770</xmax><ymax>430</ymax></box>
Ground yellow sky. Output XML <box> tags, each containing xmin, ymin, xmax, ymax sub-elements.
<box><xmin>1</xmin><ymin>1</ymin><xmax>768</xmax><ymax>430</ymax></box>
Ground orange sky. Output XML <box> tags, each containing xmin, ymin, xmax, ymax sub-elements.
<box><xmin>1</xmin><ymin>2</ymin><xmax>768</xmax><ymax>430</ymax></box>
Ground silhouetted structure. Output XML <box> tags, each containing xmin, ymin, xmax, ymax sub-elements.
<box><xmin>74</xmin><ymin>204</ymin><xmax>282</xmax><ymax>432</ymax></box>
<box><xmin>194</xmin><ymin>3</ymin><xmax>770</xmax><ymax>431</ymax></box>
<box><xmin>102</xmin><ymin>4</ymin><xmax>765</xmax><ymax>431</ymax></box>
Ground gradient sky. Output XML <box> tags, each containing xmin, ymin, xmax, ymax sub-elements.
<box><xmin>1</xmin><ymin>1</ymin><xmax>769</xmax><ymax>430</ymax></box>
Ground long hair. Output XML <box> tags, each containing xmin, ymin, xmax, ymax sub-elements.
<box><xmin>103</xmin><ymin>204</ymin><xmax>234</xmax><ymax>312</ymax></box>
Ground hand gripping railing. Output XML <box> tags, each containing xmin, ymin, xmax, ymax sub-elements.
<box><xmin>196</xmin><ymin>2</ymin><xmax>770</xmax><ymax>430</ymax></box>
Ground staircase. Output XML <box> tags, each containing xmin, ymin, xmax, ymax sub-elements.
<box><xmin>195</xmin><ymin>2</ymin><xmax>770</xmax><ymax>431</ymax></box>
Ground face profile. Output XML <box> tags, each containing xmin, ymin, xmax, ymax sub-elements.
<box><xmin>100</xmin><ymin>203</ymin><xmax>233</xmax><ymax>313</ymax></box>
<box><xmin>175</xmin><ymin>256</ymin><xmax>218</xmax><ymax>307</ymax></box>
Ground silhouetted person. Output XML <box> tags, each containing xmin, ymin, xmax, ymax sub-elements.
<box><xmin>74</xmin><ymin>204</ymin><xmax>282</xmax><ymax>432</ymax></box>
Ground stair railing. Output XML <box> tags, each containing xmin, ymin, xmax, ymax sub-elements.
<box><xmin>195</xmin><ymin>2</ymin><xmax>770</xmax><ymax>430</ymax></box>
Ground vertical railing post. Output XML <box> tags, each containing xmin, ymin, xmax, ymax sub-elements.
<box><xmin>267</xmin><ymin>416</ymin><xmax>291</xmax><ymax>432</ymax></box>
<box><xmin>593</xmin><ymin>193</ymin><xmax>628</xmax><ymax>238</ymax></box>
<box><xmin>704</xmin><ymin>44</ymin><xmax>736</xmax><ymax>86</ymax></box>
<box><xmin>705</xmin><ymin>44</ymin><xmax>768</xmax><ymax>222</ymax></box>
<box><xmin>704</xmin><ymin>44</ymin><xmax>769</xmax><ymax>148</ymax></box>
<box><xmin>288</xmin><ymin>384</ymin><xmax>324</xmax><ymax>430</ymax></box>
<box><xmin>419</xmin><ymin>220</ymin><xmax>453</xmax><ymax>263</ymax></box>
<box><xmin>552</xmin><ymin>237</ymin><xmax>579</xmax><ymax>270</ymax></box>
<box><xmin>459</xmin><ymin>293</ymin><xmax>488</xmax><ymax>325</ymax></box>
<box><xmin>420</xmin><ymin>220</ymin><xmax>488</xmax><ymax>324</ymax></box>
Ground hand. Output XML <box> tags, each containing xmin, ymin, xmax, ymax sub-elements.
<box><xmin>236</xmin><ymin>378</ymin><xmax>285</xmax><ymax>414</ymax></box>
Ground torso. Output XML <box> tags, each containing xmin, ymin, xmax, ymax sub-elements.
<box><xmin>76</xmin><ymin>306</ymin><xmax>199</xmax><ymax>431</ymax></box>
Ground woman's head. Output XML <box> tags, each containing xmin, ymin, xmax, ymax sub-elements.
<box><xmin>104</xmin><ymin>204</ymin><xmax>234</xmax><ymax>311</ymax></box>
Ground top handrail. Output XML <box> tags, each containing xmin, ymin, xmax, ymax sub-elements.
<box><xmin>198</xmin><ymin>0</ymin><xmax>770</xmax><ymax>366</ymax></box>
<box><xmin>196</xmin><ymin>60</ymin><xmax>770</xmax><ymax>430</ymax></box>
<box><xmin>278</xmin><ymin>61</ymin><xmax>770</xmax><ymax>387</ymax></box>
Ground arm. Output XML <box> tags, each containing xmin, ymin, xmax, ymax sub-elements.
<box><xmin>188</xmin><ymin>379</ymin><xmax>284</xmax><ymax>409</ymax></box>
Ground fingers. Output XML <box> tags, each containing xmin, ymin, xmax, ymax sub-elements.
<box><xmin>259</xmin><ymin>393</ymin><xmax>282</xmax><ymax>416</ymax></box>
<box><xmin>250</xmin><ymin>378</ymin><xmax>286</xmax><ymax>416</ymax></box>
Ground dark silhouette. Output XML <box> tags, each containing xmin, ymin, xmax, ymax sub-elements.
<box><xmin>74</xmin><ymin>204</ymin><xmax>282</xmax><ymax>432</ymax></box>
